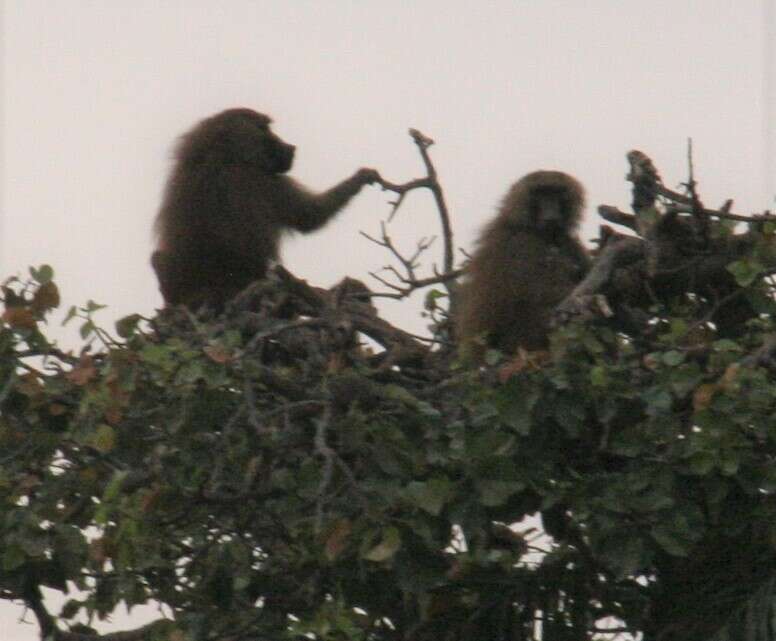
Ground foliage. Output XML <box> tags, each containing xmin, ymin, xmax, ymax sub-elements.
<box><xmin>1</xmin><ymin>259</ymin><xmax>776</xmax><ymax>641</ymax></box>
<box><xmin>5</xmin><ymin>145</ymin><xmax>776</xmax><ymax>641</ymax></box>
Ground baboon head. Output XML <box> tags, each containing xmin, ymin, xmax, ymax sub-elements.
<box><xmin>175</xmin><ymin>108</ymin><xmax>296</xmax><ymax>174</ymax></box>
<box><xmin>502</xmin><ymin>170</ymin><xmax>585</xmax><ymax>240</ymax></box>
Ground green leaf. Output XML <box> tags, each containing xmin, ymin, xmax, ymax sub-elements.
<box><xmin>477</xmin><ymin>480</ymin><xmax>523</xmax><ymax>507</ymax></box>
<box><xmin>727</xmin><ymin>258</ymin><xmax>764</xmax><ymax>287</ymax></box>
<box><xmin>688</xmin><ymin>452</ymin><xmax>716</xmax><ymax>476</ymax></box>
<box><xmin>62</xmin><ymin>305</ymin><xmax>78</xmax><ymax>325</ymax></box>
<box><xmin>406</xmin><ymin>478</ymin><xmax>454</xmax><ymax>516</ymax></box>
<box><xmin>667</xmin><ymin>318</ymin><xmax>689</xmax><ymax>339</ymax></box>
<box><xmin>642</xmin><ymin>386</ymin><xmax>672</xmax><ymax>416</ymax></box>
<box><xmin>484</xmin><ymin>348</ymin><xmax>503</xmax><ymax>366</ymax></box>
<box><xmin>497</xmin><ymin>385</ymin><xmax>539</xmax><ymax>435</ymax></box>
<box><xmin>651</xmin><ymin>523</ymin><xmax>692</xmax><ymax>557</ymax></box>
<box><xmin>597</xmin><ymin>533</ymin><xmax>648</xmax><ymax>579</ymax></box>
<box><xmin>590</xmin><ymin>365</ymin><xmax>608</xmax><ymax>387</ymax></box>
<box><xmin>79</xmin><ymin>320</ymin><xmax>96</xmax><ymax>340</ymax></box>
<box><xmin>2</xmin><ymin>544</ymin><xmax>26</xmax><ymax>571</ymax></box>
<box><xmin>20</xmin><ymin>536</ymin><xmax>47</xmax><ymax>557</ymax></box>
<box><xmin>662</xmin><ymin>350</ymin><xmax>684</xmax><ymax>366</ymax></box>
<box><xmin>30</xmin><ymin>264</ymin><xmax>54</xmax><ymax>284</ymax></box>
<box><xmin>713</xmin><ymin>339</ymin><xmax>742</xmax><ymax>353</ymax></box>
<box><xmin>423</xmin><ymin>288</ymin><xmax>446</xmax><ymax>311</ymax></box>
<box><xmin>115</xmin><ymin>314</ymin><xmax>142</xmax><ymax>338</ymax></box>
<box><xmin>85</xmin><ymin>300</ymin><xmax>107</xmax><ymax>313</ymax></box>
<box><xmin>102</xmin><ymin>470</ymin><xmax>128</xmax><ymax>503</ymax></box>
<box><xmin>92</xmin><ymin>424</ymin><xmax>116</xmax><ymax>453</ymax></box>
<box><xmin>383</xmin><ymin>384</ymin><xmax>423</xmax><ymax>408</ymax></box>
<box><xmin>468</xmin><ymin>430</ymin><xmax>514</xmax><ymax>459</ymax></box>
<box><xmin>553</xmin><ymin>396</ymin><xmax>587</xmax><ymax>435</ymax></box>
<box><xmin>720</xmin><ymin>452</ymin><xmax>740</xmax><ymax>476</ymax></box>
<box><xmin>60</xmin><ymin>599</ymin><xmax>83</xmax><ymax>620</ymax></box>
<box><xmin>363</xmin><ymin>527</ymin><xmax>401</xmax><ymax>562</ymax></box>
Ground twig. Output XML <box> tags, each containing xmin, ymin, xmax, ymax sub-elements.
<box><xmin>378</xmin><ymin>178</ymin><xmax>431</xmax><ymax>221</ymax></box>
<box><xmin>360</xmin><ymin>222</ymin><xmax>434</xmax><ymax>281</ymax></box>
<box><xmin>371</xmin><ymin>128</ymin><xmax>459</xmax><ymax>308</ymax></box>
<box><xmin>241</xmin><ymin>317</ymin><xmax>327</xmax><ymax>354</ymax></box>
<box><xmin>598</xmin><ymin>206</ymin><xmax>638</xmax><ymax>231</ymax></box>
<box><xmin>313</xmin><ymin>405</ymin><xmax>335</xmax><ymax>533</ymax></box>
<box><xmin>22</xmin><ymin>584</ymin><xmax>56</xmax><ymax>639</ymax></box>
<box><xmin>21</xmin><ymin>582</ymin><xmax>172</xmax><ymax>641</ymax></box>
<box><xmin>408</xmin><ymin>129</ymin><xmax>456</xmax><ymax>282</ymax></box>
<box><xmin>628</xmin><ymin>148</ymin><xmax>768</xmax><ymax>223</ymax></box>
<box><xmin>361</xmin><ymin>222</ymin><xmax>462</xmax><ymax>300</ymax></box>
<box><xmin>666</xmin><ymin>203</ymin><xmax>771</xmax><ymax>223</ymax></box>
<box><xmin>365</xmin><ymin>268</ymin><xmax>463</xmax><ymax>301</ymax></box>
<box><xmin>57</xmin><ymin>621</ymin><xmax>172</xmax><ymax>641</ymax></box>
<box><xmin>554</xmin><ymin>235</ymin><xmax>645</xmax><ymax>322</ymax></box>
<box><xmin>685</xmin><ymin>137</ymin><xmax>698</xmax><ymax>202</ymax></box>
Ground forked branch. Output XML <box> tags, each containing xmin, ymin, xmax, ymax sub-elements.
<box><xmin>369</xmin><ymin>128</ymin><xmax>460</xmax><ymax>307</ymax></box>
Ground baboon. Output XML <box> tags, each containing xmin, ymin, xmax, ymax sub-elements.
<box><xmin>151</xmin><ymin>108</ymin><xmax>381</xmax><ymax>309</ymax></box>
<box><xmin>456</xmin><ymin>170</ymin><xmax>589</xmax><ymax>355</ymax></box>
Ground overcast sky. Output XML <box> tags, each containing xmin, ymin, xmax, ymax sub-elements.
<box><xmin>2</xmin><ymin>1</ymin><xmax>775</xmax><ymax>638</ymax></box>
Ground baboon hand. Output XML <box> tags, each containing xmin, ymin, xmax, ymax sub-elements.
<box><xmin>355</xmin><ymin>168</ymin><xmax>382</xmax><ymax>186</ymax></box>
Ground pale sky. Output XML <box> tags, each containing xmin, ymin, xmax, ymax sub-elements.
<box><xmin>2</xmin><ymin>1</ymin><xmax>775</xmax><ymax>638</ymax></box>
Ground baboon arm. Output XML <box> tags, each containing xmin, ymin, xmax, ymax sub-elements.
<box><xmin>275</xmin><ymin>173</ymin><xmax>369</xmax><ymax>232</ymax></box>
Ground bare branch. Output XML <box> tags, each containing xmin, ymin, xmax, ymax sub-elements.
<box><xmin>20</xmin><ymin>582</ymin><xmax>173</xmax><ymax>641</ymax></box>
<box><xmin>360</xmin><ymin>221</ymin><xmax>446</xmax><ymax>301</ymax></box>
<box><xmin>598</xmin><ymin>205</ymin><xmax>638</xmax><ymax>231</ymax></box>
<box><xmin>408</xmin><ymin>129</ymin><xmax>456</xmax><ymax>289</ymax></box>
<box><xmin>377</xmin><ymin>177</ymin><xmax>431</xmax><ymax>221</ymax></box>
<box><xmin>667</xmin><ymin>203</ymin><xmax>773</xmax><ymax>223</ymax></box>
<box><xmin>623</xmin><ymin>148</ymin><xmax>770</xmax><ymax>224</ymax></box>
<box><xmin>314</xmin><ymin>405</ymin><xmax>335</xmax><ymax>533</ymax></box>
<box><xmin>55</xmin><ymin>621</ymin><xmax>173</xmax><ymax>641</ymax></box>
<box><xmin>368</xmin><ymin>127</ymin><xmax>459</xmax><ymax>315</ymax></box>
<box><xmin>558</xmin><ymin>149</ymin><xmax>768</xmax><ymax>335</ymax></box>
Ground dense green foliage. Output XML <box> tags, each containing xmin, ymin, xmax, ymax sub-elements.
<box><xmin>2</xmin><ymin>261</ymin><xmax>776</xmax><ymax>641</ymax></box>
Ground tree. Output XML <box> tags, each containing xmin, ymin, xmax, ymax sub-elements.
<box><xmin>2</xmin><ymin>137</ymin><xmax>776</xmax><ymax>641</ymax></box>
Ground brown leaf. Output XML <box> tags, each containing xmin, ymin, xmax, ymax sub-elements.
<box><xmin>721</xmin><ymin>363</ymin><xmax>740</xmax><ymax>389</ymax></box>
<box><xmin>104</xmin><ymin>405</ymin><xmax>123</xmax><ymax>425</ymax></box>
<box><xmin>66</xmin><ymin>355</ymin><xmax>97</xmax><ymax>386</ymax></box>
<box><xmin>31</xmin><ymin>281</ymin><xmax>60</xmax><ymax>314</ymax></box>
<box><xmin>89</xmin><ymin>538</ymin><xmax>109</xmax><ymax>564</ymax></box>
<box><xmin>79</xmin><ymin>468</ymin><xmax>98</xmax><ymax>484</ymax></box>
<box><xmin>693</xmin><ymin>383</ymin><xmax>718</xmax><ymax>412</ymax></box>
<box><xmin>48</xmin><ymin>403</ymin><xmax>67</xmax><ymax>416</ymax></box>
<box><xmin>203</xmin><ymin>343</ymin><xmax>232</xmax><ymax>363</ymax></box>
<box><xmin>140</xmin><ymin>486</ymin><xmax>162</xmax><ymax>513</ymax></box>
<box><xmin>327</xmin><ymin>351</ymin><xmax>348</xmax><ymax>373</ymax></box>
<box><xmin>324</xmin><ymin>519</ymin><xmax>352</xmax><ymax>561</ymax></box>
<box><xmin>17</xmin><ymin>372</ymin><xmax>43</xmax><ymax>398</ymax></box>
<box><xmin>498</xmin><ymin>349</ymin><xmax>550</xmax><ymax>382</ymax></box>
<box><xmin>2</xmin><ymin>307</ymin><xmax>36</xmax><ymax>330</ymax></box>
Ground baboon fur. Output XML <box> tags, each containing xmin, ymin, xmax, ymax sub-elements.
<box><xmin>456</xmin><ymin>170</ymin><xmax>589</xmax><ymax>355</ymax></box>
<box><xmin>152</xmin><ymin>108</ymin><xmax>380</xmax><ymax>310</ymax></box>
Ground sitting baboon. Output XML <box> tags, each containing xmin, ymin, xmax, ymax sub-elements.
<box><xmin>456</xmin><ymin>170</ymin><xmax>589</xmax><ymax>356</ymax></box>
<box><xmin>151</xmin><ymin>108</ymin><xmax>381</xmax><ymax>309</ymax></box>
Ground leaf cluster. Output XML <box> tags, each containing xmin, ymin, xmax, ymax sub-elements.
<box><xmin>3</xmin><ymin>225</ymin><xmax>776</xmax><ymax>641</ymax></box>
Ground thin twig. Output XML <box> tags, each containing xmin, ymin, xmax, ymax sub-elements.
<box><xmin>313</xmin><ymin>405</ymin><xmax>335</xmax><ymax>533</ymax></box>
<box><xmin>369</xmin><ymin>128</ymin><xmax>459</xmax><ymax>309</ymax></box>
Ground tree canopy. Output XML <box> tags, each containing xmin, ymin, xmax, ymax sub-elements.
<box><xmin>2</xmin><ymin>143</ymin><xmax>776</xmax><ymax>641</ymax></box>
